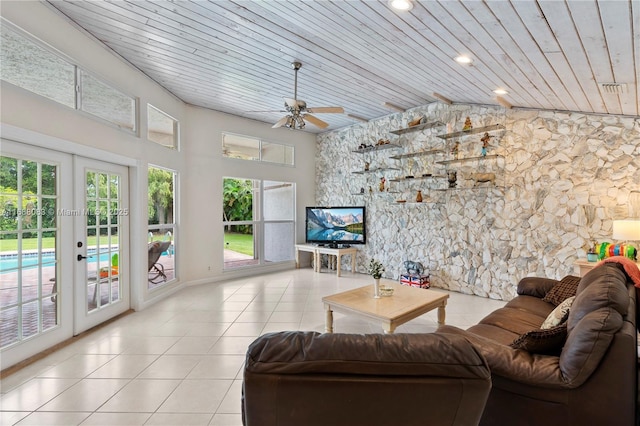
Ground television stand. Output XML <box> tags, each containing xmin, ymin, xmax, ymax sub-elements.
<box><xmin>295</xmin><ymin>244</ymin><xmax>358</xmax><ymax>277</ymax></box>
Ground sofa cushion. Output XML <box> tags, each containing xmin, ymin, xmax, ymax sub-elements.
<box><xmin>541</xmin><ymin>296</ymin><xmax>575</xmax><ymax>329</ymax></box>
<box><xmin>510</xmin><ymin>323</ymin><xmax>567</xmax><ymax>355</ymax></box>
<box><xmin>479</xmin><ymin>307</ymin><xmax>548</xmax><ymax>335</ymax></box>
<box><xmin>504</xmin><ymin>295</ymin><xmax>556</xmax><ymax>319</ymax></box>
<box><xmin>542</xmin><ymin>275</ymin><xmax>581</xmax><ymax>306</ymax></box>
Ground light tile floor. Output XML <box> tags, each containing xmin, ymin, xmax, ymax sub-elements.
<box><xmin>1</xmin><ymin>269</ymin><xmax>506</xmax><ymax>425</ymax></box>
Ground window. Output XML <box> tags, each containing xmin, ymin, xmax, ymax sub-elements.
<box><xmin>222</xmin><ymin>133</ymin><xmax>294</xmax><ymax>165</ymax></box>
<box><xmin>147</xmin><ymin>166</ymin><xmax>176</xmax><ymax>289</ymax></box>
<box><xmin>147</xmin><ymin>105</ymin><xmax>178</xmax><ymax>149</ymax></box>
<box><xmin>0</xmin><ymin>25</ymin><xmax>137</xmax><ymax>133</ymax></box>
<box><xmin>79</xmin><ymin>70</ymin><xmax>136</xmax><ymax>132</ymax></box>
<box><xmin>223</xmin><ymin>178</ymin><xmax>295</xmax><ymax>269</ymax></box>
<box><xmin>1</xmin><ymin>25</ymin><xmax>75</xmax><ymax>108</ymax></box>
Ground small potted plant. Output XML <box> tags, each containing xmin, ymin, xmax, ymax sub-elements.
<box><xmin>368</xmin><ymin>259</ymin><xmax>385</xmax><ymax>298</ymax></box>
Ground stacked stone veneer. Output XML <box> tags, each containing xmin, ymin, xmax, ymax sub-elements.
<box><xmin>316</xmin><ymin>103</ymin><xmax>640</xmax><ymax>300</ymax></box>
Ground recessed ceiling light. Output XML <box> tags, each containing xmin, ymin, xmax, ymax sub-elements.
<box><xmin>455</xmin><ymin>55</ymin><xmax>473</xmax><ymax>64</ymax></box>
<box><xmin>389</xmin><ymin>0</ymin><xmax>413</xmax><ymax>11</ymax></box>
<box><xmin>493</xmin><ymin>88</ymin><xmax>508</xmax><ymax>95</ymax></box>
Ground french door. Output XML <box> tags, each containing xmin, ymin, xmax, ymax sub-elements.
<box><xmin>74</xmin><ymin>157</ymin><xmax>129</xmax><ymax>333</ymax></box>
<box><xmin>0</xmin><ymin>141</ymin><xmax>130</xmax><ymax>369</ymax></box>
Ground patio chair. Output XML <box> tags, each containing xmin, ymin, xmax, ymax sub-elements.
<box><xmin>148</xmin><ymin>240</ymin><xmax>171</xmax><ymax>283</ymax></box>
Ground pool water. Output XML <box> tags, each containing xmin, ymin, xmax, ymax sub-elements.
<box><xmin>0</xmin><ymin>250</ymin><xmax>117</xmax><ymax>272</ymax></box>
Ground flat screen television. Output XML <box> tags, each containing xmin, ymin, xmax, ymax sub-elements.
<box><xmin>305</xmin><ymin>206</ymin><xmax>366</xmax><ymax>247</ymax></box>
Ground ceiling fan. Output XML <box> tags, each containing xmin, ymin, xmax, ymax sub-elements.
<box><xmin>269</xmin><ymin>62</ymin><xmax>344</xmax><ymax>130</ymax></box>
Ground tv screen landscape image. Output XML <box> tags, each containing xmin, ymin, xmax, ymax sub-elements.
<box><xmin>305</xmin><ymin>206</ymin><xmax>366</xmax><ymax>246</ymax></box>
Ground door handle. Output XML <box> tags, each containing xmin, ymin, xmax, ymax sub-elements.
<box><xmin>77</xmin><ymin>254</ymin><xmax>87</xmax><ymax>261</ymax></box>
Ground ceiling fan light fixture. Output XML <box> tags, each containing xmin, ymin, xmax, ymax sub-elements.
<box><xmin>455</xmin><ymin>55</ymin><xmax>473</xmax><ymax>65</ymax></box>
<box><xmin>493</xmin><ymin>88</ymin><xmax>508</xmax><ymax>95</ymax></box>
<box><xmin>389</xmin><ymin>0</ymin><xmax>413</xmax><ymax>11</ymax></box>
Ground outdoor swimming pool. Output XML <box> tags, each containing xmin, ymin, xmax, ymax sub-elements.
<box><xmin>0</xmin><ymin>250</ymin><xmax>117</xmax><ymax>272</ymax></box>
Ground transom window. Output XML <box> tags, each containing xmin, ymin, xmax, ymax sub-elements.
<box><xmin>148</xmin><ymin>105</ymin><xmax>179</xmax><ymax>149</ymax></box>
<box><xmin>1</xmin><ymin>24</ymin><xmax>137</xmax><ymax>133</ymax></box>
<box><xmin>222</xmin><ymin>133</ymin><xmax>294</xmax><ymax>166</ymax></box>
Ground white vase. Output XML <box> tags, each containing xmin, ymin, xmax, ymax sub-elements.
<box><xmin>374</xmin><ymin>278</ymin><xmax>381</xmax><ymax>298</ymax></box>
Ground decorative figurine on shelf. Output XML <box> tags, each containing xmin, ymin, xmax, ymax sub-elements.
<box><xmin>587</xmin><ymin>241</ymin><xmax>598</xmax><ymax>262</ymax></box>
<box><xmin>480</xmin><ymin>132</ymin><xmax>494</xmax><ymax>156</ymax></box>
<box><xmin>416</xmin><ymin>190</ymin><xmax>423</xmax><ymax>203</ymax></box>
<box><xmin>451</xmin><ymin>141</ymin><xmax>460</xmax><ymax>159</ymax></box>
<box><xmin>462</xmin><ymin>116</ymin><xmax>473</xmax><ymax>131</ymax></box>
<box><xmin>364</xmin><ymin>161</ymin><xmax>370</xmax><ymax>171</ymax></box>
<box><xmin>447</xmin><ymin>170</ymin><xmax>457</xmax><ymax>188</ymax></box>
<box><xmin>379</xmin><ymin>176</ymin><xmax>386</xmax><ymax>192</ymax></box>
<box><xmin>408</xmin><ymin>116</ymin><xmax>423</xmax><ymax>127</ymax></box>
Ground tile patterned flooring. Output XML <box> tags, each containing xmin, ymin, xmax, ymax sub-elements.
<box><xmin>0</xmin><ymin>268</ymin><xmax>506</xmax><ymax>425</ymax></box>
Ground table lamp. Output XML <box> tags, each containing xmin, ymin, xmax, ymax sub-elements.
<box><xmin>612</xmin><ymin>219</ymin><xmax>640</xmax><ymax>260</ymax></box>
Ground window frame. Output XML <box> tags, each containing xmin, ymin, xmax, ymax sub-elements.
<box><xmin>222</xmin><ymin>177</ymin><xmax>296</xmax><ymax>270</ymax></box>
<box><xmin>147</xmin><ymin>104</ymin><xmax>179</xmax><ymax>150</ymax></box>
<box><xmin>1</xmin><ymin>22</ymin><xmax>139</xmax><ymax>136</ymax></box>
<box><xmin>221</xmin><ymin>132</ymin><xmax>294</xmax><ymax>166</ymax></box>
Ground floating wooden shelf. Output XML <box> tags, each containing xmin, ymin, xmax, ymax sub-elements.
<box><xmin>352</xmin><ymin>143</ymin><xmax>401</xmax><ymax>153</ymax></box>
<box><xmin>390</xmin><ymin>121</ymin><xmax>445</xmax><ymax>135</ymax></box>
<box><xmin>351</xmin><ymin>167</ymin><xmax>400</xmax><ymax>174</ymax></box>
<box><xmin>436</xmin><ymin>124</ymin><xmax>505</xmax><ymax>140</ymax></box>
<box><xmin>436</xmin><ymin>154</ymin><xmax>503</xmax><ymax>165</ymax></box>
<box><xmin>389</xmin><ymin>149</ymin><xmax>445</xmax><ymax>159</ymax></box>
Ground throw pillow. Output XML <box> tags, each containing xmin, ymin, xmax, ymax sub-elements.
<box><xmin>510</xmin><ymin>324</ymin><xmax>567</xmax><ymax>356</ymax></box>
<box><xmin>540</xmin><ymin>296</ymin><xmax>575</xmax><ymax>329</ymax></box>
<box><xmin>542</xmin><ymin>275</ymin><xmax>581</xmax><ymax>306</ymax></box>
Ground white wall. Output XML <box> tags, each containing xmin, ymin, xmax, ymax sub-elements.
<box><xmin>0</xmin><ymin>2</ymin><xmax>317</xmax><ymax>309</ymax></box>
<box><xmin>182</xmin><ymin>106</ymin><xmax>316</xmax><ymax>284</ymax></box>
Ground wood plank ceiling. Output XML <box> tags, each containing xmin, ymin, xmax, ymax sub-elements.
<box><xmin>45</xmin><ymin>0</ymin><xmax>639</xmax><ymax>133</ymax></box>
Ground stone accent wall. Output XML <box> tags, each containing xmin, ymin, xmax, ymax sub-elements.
<box><xmin>316</xmin><ymin>103</ymin><xmax>640</xmax><ymax>300</ymax></box>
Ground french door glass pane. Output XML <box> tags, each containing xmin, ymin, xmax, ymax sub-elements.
<box><xmin>85</xmin><ymin>171</ymin><xmax>121</xmax><ymax>312</ymax></box>
<box><xmin>0</xmin><ymin>156</ymin><xmax>59</xmax><ymax>349</ymax></box>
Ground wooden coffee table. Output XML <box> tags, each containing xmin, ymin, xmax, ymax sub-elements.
<box><xmin>322</xmin><ymin>282</ymin><xmax>449</xmax><ymax>334</ymax></box>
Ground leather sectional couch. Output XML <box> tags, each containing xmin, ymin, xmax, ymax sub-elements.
<box><xmin>242</xmin><ymin>262</ymin><xmax>637</xmax><ymax>425</ymax></box>
<box><xmin>440</xmin><ymin>261</ymin><xmax>637</xmax><ymax>425</ymax></box>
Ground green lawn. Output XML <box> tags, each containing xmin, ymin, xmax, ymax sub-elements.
<box><xmin>0</xmin><ymin>236</ymin><xmax>108</xmax><ymax>252</ymax></box>
<box><xmin>224</xmin><ymin>232</ymin><xmax>254</xmax><ymax>256</ymax></box>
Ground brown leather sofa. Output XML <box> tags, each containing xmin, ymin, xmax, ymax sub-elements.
<box><xmin>439</xmin><ymin>261</ymin><xmax>637</xmax><ymax>426</ymax></box>
<box><xmin>242</xmin><ymin>332</ymin><xmax>491</xmax><ymax>425</ymax></box>
<box><xmin>242</xmin><ymin>262</ymin><xmax>637</xmax><ymax>426</ymax></box>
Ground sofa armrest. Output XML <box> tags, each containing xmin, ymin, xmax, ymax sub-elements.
<box><xmin>438</xmin><ymin>325</ymin><xmax>575</xmax><ymax>389</ymax></box>
<box><xmin>245</xmin><ymin>330</ymin><xmax>488</xmax><ymax>377</ymax></box>
<box><xmin>517</xmin><ymin>277</ymin><xmax>560</xmax><ymax>298</ymax></box>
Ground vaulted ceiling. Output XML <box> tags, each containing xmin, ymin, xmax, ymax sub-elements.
<box><xmin>46</xmin><ymin>1</ymin><xmax>639</xmax><ymax>133</ymax></box>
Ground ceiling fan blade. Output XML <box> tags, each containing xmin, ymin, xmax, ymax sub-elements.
<box><xmin>306</xmin><ymin>106</ymin><xmax>344</xmax><ymax>114</ymax></box>
<box><xmin>272</xmin><ymin>115</ymin><xmax>289</xmax><ymax>128</ymax></box>
<box><xmin>302</xmin><ymin>114</ymin><xmax>329</xmax><ymax>129</ymax></box>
